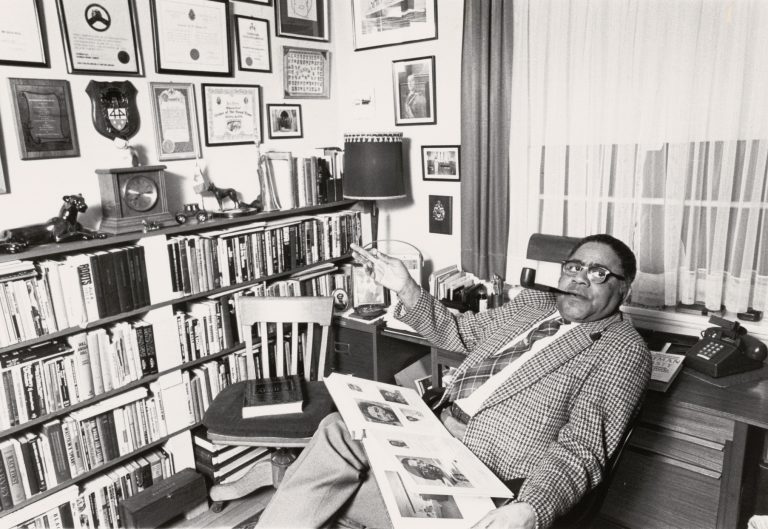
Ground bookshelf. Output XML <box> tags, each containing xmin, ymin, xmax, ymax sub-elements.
<box><xmin>0</xmin><ymin>199</ymin><xmax>362</xmax><ymax>523</ymax></box>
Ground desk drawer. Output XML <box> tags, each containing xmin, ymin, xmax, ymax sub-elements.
<box><xmin>629</xmin><ymin>424</ymin><xmax>724</xmax><ymax>478</ymax></box>
<box><xmin>332</xmin><ymin>326</ymin><xmax>375</xmax><ymax>379</ymax></box>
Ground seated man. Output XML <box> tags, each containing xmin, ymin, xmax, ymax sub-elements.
<box><xmin>258</xmin><ymin>234</ymin><xmax>651</xmax><ymax>529</ymax></box>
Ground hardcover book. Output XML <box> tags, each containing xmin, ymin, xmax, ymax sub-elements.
<box><xmin>241</xmin><ymin>374</ymin><xmax>304</xmax><ymax>418</ymax></box>
<box><xmin>324</xmin><ymin>373</ymin><xmax>513</xmax><ymax>529</ymax></box>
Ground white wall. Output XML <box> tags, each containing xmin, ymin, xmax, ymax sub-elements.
<box><xmin>0</xmin><ymin>0</ymin><xmax>464</xmax><ymax>277</ymax></box>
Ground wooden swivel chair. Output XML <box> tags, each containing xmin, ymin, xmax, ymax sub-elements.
<box><xmin>202</xmin><ymin>296</ymin><xmax>336</xmax><ymax>512</ymax></box>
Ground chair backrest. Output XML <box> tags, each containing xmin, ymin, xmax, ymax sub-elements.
<box><xmin>237</xmin><ymin>296</ymin><xmax>334</xmax><ymax>382</ymax></box>
<box><xmin>519</xmin><ymin>233</ymin><xmax>581</xmax><ymax>291</ymax></box>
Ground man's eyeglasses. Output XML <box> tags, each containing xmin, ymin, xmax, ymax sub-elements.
<box><xmin>561</xmin><ymin>260</ymin><xmax>626</xmax><ymax>284</ymax></box>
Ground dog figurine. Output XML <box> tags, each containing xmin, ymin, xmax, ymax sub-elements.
<box><xmin>0</xmin><ymin>194</ymin><xmax>107</xmax><ymax>253</ymax></box>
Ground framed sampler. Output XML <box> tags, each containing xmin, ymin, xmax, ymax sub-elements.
<box><xmin>282</xmin><ymin>46</ymin><xmax>330</xmax><ymax>99</ymax></box>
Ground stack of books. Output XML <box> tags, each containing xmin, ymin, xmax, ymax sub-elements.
<box><xmin>192</xmin><ymin>431</ymin><xmax>269</xmax><ymax>486</ymax></box>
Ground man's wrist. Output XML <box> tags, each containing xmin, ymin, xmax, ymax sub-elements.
<box><xmin>397</xmin><ymin>280</ymin><xmax>421</xmax><ymax>310</ymax></box>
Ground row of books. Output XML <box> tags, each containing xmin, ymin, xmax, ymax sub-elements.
<box><xmin>290</xmin><ymin>150</ymin><xmax>344</xmax><ymax>209</ymax></box>
<box><xmin>183</xmin><ymin>351</ymin><xmax>248</xmax><ymax>425</ymax></box>
<box><xmin>175</xmin><ymin>298</ymin><xmax>235</xmax><ymax>364</ymax></box>
<box><xmin>0</xmin><ymin>246</ymin><xmax>150</xmax><ymax>348</ymax></box>
<box><xmin>0</xmin><ymin>386</ymin><xmax>168</xmax><ymax>509</ymax></box>
<box><xmin>5</xmin><ymin>446</ymin><xmax>174</xmax><ymax>528</ymax></box>
<box><xmin>166</xmin><ymin>210</ymin><xmax>362</xmax><ymax>296</ymax></box>
<box><xmin>192</xmin><ymin>430</ymin><xmax>268</xmax><ymax>485</ymax></box>
<box><xmin>0</xmin><ymin>322</ymin><xmax>160</xmax><ymax>430</ymax></box>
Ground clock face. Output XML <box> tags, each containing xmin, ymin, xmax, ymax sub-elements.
<box><xmin>122</xmin><ymin>175</ymin><xmax>159</xmax><ymax>212</ymax></box>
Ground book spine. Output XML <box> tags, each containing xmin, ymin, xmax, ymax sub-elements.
<box><xmin>0</xmin><ymin>454</ymin><xmax>13</xmax><ymax>509</ymax></box>
<box><xmin>1</xmin><ymin>441</ymin><xmax>26</xmax><ymax>505</ymax></box>
<box><xmin>19</xmin><ymin>435</ymin><xmax>42</xmax><ymax>495</ymax></box>
<box><xmin>143</xmin><ymin>323</ymin><xmax>159</xmax><ymax>374</ymax></box>
<box><xmin>78</xmin><ymin>259</ymin><xmax>101</xmax><ymax>322</ymax></box>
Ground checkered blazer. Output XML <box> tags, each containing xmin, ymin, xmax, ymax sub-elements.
<box><xmin>396</xmin><ymin>288</ymin><xmax>651</xmax><ymax>529</ymax></box>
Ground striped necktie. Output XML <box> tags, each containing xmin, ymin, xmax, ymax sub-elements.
<box><xmin>447</xmin><ymin>316</ymin><xmax>567</xmax><ymax>401</ymax></box>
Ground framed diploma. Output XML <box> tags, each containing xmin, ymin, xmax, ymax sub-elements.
<box><xmin>149</xmin><ymin>82</ymin><xmax>202</xmax><ymax>161</ymax></box>
<box><xmin>8</xmin><ymin>78</ymin><xmax>80</xmax><ymax>160</ymax></box>
<box><xmin>275</xmin><ymin>0</ymin><xmax>329</xmax><ymax>42</ymax></box>
<box><xmin>56</xmin><ymin>0</ymin><xmax>143</xmax><ymax>75</ymax></box>
<box><xmin>282</xmin><ymin>46</ymin><xmax>330</xmax><ymax>99</ymax></box>
<box><xmin>235</xmin><ymin>15</ymin><xmax>272</xmax><ymax>73</ymax></box>
<box><xmin>201</xmin><ymin>84</ymin><xmax>262</xmax><ymax>146</ymax></box>
<box><xmin>150</xmin><ymin>0</ymin><xmax>232</xmax><ymax>76</ymax></box>
<box><xmin>0</xmin><ymin>0</ymin><xmax>49</xmax><ymax>67</ymax></box>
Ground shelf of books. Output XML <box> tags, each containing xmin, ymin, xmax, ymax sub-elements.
<box><xmin>0</xmin><ymin>200</ymin><xmax>367</xmax><ymax>525</ymax></box>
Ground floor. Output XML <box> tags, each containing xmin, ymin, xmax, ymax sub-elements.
<box><xmin>168</xmin><ymin>487</ymin><xmax>275</xmax><ymax>529</ymax></box>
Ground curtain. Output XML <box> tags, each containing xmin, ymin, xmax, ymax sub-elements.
<box><xmin>460</xmin><ymin>0</ymin><xmax>514</xmax><ymax>280</ymax></box>
<box><xmin>506</xmin><ymin>0</ymin><xmax>768</xmax><ymax>314</ymax></box>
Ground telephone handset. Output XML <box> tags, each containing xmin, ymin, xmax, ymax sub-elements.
<box><xmin>685</xmin><ymin>315</ymin><xmax>767</xmax><ymax>378</ymax></box>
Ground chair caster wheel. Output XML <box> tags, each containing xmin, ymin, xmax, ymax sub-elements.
<box><xmin>211</xmin><ymin>501</ymin><xmax>225</xmax><ymax>513</ymax></box>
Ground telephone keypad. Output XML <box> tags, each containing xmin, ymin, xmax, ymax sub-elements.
<box><xmin>696</xmin><ymin>342</ymin><xmax>725</xmax><ymax>360</ymax></box>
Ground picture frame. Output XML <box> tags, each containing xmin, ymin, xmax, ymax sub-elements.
<box><xmin>149</xmin><ymin>82</ymin><xmax>201</xmax><ymax>161</ymax></box>
<box><xmin>351</xmin><ymin>0</ymin><xmax>437</xmax><ymax>51</ymax></box>
<box><xmin>239</xmin><ymin>0</ymin><xmax>271</xmax><ymax>3</ymax></box>
<box><xmin>283</xmin><ymin>46</ymin><xmax>330</xmax><ymax>99</ymax></box>
<box><xmin>8</xmin><ymin>78</ymin><xmax>80</xmax><ymax>160</ymax></box>
<box><xmin>267</xmin><ymin>104</ymin><xmax>303</xmax><ymax>139</ymax></box>
<box><xmin>0</xmin><ymin>0</ymin><xmax>49</xmax><ymax>67</ymax></box>
<box><xmin>0</xmin><ymin>127</ymin><xmax>8</xmax><ymax>194</ymax></box>
<box><xmin>235</xmin><ymin>15</ymin><xmax>272</xmax><ymax>72</ymax></box>
<box><xmin>275</xmin><ymin>0</ymin><xmax>329</xmax><ymax>42</ymax></box>
<box><xmin>264</xmin><ymin>151</ymin><xmax>296</xmax><ymax>209</ymax></box>
<box><xmin>392</xmin><ymin>56</ymin><xmax>436</xmax><ymax>126</ymax></box>
<box><xmin>428</xmin><ymin>195</ymin><xmax>452</xmax><ymax>235</ymax></box>
<box><xmin>150</xmin><ymin>0</ymin><xmax>232</xmax><ymax>77</ymax></box>
<box><xmin>56</xmin><ymin>0</ymin><xmax>143</xmax><ymax>76</ymax></box>
<box><xmin>422</xmin><ymin>145</ymin><xmax>460</xmax><ymax>182</ymax></box>
<box><xmin>201</xmin><ymin>83</ymin><xmax>262</xmax><ymax>146</ymax></box>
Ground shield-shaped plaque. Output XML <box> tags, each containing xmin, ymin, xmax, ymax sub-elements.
<box><xmin>86</xmin><ymin>80</ymin><xmax>140</xmax><ymax>140</ymax></box>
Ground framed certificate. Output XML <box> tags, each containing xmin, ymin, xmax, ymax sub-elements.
<box><xmin>149</xmin><ymin>82</ymin><xmax>202</xmax><ymax>161</ymax></box>
<box><xmin>282</xmin><ymin>46</ymin><xmax>330</xmax><ymax>99</ymax></box>
<box><xmin>56</xmin><ymin>0</ymin><xmax>143</xmax><ymax>75</ymax></box>
<box><xmin>0</xmin><ymin>0</ymin><xmax>49</xmax><ymax>67</ymax></box>
<box><xmin>201</xmin><ymin>84</ymin><xmax>262</xmax><ymax>146</ymax></box>
<box><xmin>8</xmin><ymin>78</ymin><xmax>80</xmax><ymax>160</ymax></box>
<box><xmin>150</xmin><ymin>0</ymin><xmax>232</xmax><ymax>76</ymax></box>
<box><xmin>235</xmin><ymin>15</ymin><xmax>272</xmax><ymax>73</ymax></box>
<box><xmin>275</xmin><ymin>0</ymin><xmax>329</xmax><ymax>42</ymax></box>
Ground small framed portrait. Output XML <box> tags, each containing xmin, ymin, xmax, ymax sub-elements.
<box><xmin>8</xmin><ymin>78</ymin><xmax>79</xmax><ymax>160</ymax></box>
<box><xmin>392</xmin><ymin>56</ymin><xmax>436</xmax><ymax>126</ymax></box>
<box><xmin>235</xmin><ymin>15</ymin><xmax>272</xmax><ymax>73</ymax></box>
<box><xmin>275</xmin><ymin>0</ymin><xmax>329</xmax><ymax>42</ymax></box>
<box><xmin>267</xmin><ymin>104</ymin><xmax>303</xmax><ymax>139</ymax></box>
<box><xmin>201</xmin><ymin>83</ymin><xmax>262</xmax><ymax>146</ymax></box>
<box><xmin>422</xmin><ymin>145</ymin><xmax>460</xmax><ymax>182</ymax></box>
<box><xmin>351</xmin><ymin>0</ymin><xmax>437</xmax><ymax>51</ymax></box>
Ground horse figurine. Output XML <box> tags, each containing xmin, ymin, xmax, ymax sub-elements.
<box><xmin>0</xmin><ymin>194</ymin><xmax>107</xmax><ymax>253</ymax></box>
<box><xmin>192</xmin><ymin>163</ymin><xmax>243</xmax><ymax>211</ymax></box>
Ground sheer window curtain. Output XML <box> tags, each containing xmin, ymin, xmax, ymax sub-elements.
<box><xmin>506</xmin><ymin>0</ymin><xmax>768</xmax><ymax>314</ymax></box>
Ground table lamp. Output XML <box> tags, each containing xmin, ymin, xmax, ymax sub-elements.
<box><xmin>343</xmin><ymin>132</ymin><xmax>406</xmax><ymax>242</ymax></box>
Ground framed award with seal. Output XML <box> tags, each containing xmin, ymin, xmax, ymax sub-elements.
<box><xmin>150</xmin><ymin>0</ymin><xmax>232</xmax><ymax>77</ymax></box>
<box><xmin>149</xmin><ymin>82</ymin><xmax>201</xmax><ymax>161</ymax></box>
<box><xmin>56</xmin><ymin>0</ymin><xmax>143</xmax><ymax>75</ymax></box>
<box><xmin>96</xmin><ymin>165</ymin><xmax>175</xmax><ymax>234</ymax></box>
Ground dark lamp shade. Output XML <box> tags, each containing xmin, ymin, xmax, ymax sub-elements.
<box><xmin>343</xmin><ymin>132</ymin><xmax>406</xmax><ymax>200</ymax></box>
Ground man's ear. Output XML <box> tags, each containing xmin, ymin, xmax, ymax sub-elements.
<box><xmin>621</xmin><ymin>285</ymin><xmax>632</xmax><ymax>303</ymax></box>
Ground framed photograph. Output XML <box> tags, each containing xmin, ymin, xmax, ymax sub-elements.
<box><xmin>0</xmin><ymin>0</ymin><xmax>49</xmax><ymax>67</ymax></box>
<box><xmin>351</xmin><ymin>0</ymin><xmax>437</xmax><ymax>51</ymax></box>
<box><xmin>392</xmin><ymin>56</ymin><xmax>436</xmax><ymax>126</ymax></box>
<box><xmin>8</xmin><ymin>78</ymin><xmax>80</xmax><ymax>160</ymax></box>
<box><xmin>267</xmin><ymin>104</ymin><xmax>303</xmax><ymax>139</ymax></box>
<box><xmin>422</xmin><ymin>145</ymin><xmax>460</xmax><ymax>182</ymax></box>
<box><xmin>150</xmin><ymin>0</ymin><xmax>232</xmax><ymax>76</ymax></box>
<box><xmin>0</xmin><ymin>128</ymin><xmax>8</xmax><ymax>194</ymax></box>
<box><xmin>56</xmin><ymin>0</ymin><xmax>143</xmax><ymax>75</ymax></box>
<box><xmin>283</xmin><ymin>46</ymin><xmax>330</xmax><ymax>99</ymax></box>
<box><xmin>275</xmin><ymin>0</ymin><xmax>329</xmax><ymax>42</ymax></box>
<box><xmin>201</xmin><ymin>83</ymin><xmax>262</xmax><ymax>146</ymax></box>
<box><xmin>235</xmin><ymin>15</ymin><xmax>272</xmax><ymax>72</ymax></box>
<box><xmin>149</xmin><ymin>82</ymin><xmax>201</xmax><ymax>161</ymax></box>
<box><xmin>240</xmin><ymin>0</ymin><xmax>271</xmax><ymax>3</ymax></box>
<box><xmin>428</xmin><ymin>195</ymin><xmax>452</xmax><ymax>235</ymax></box>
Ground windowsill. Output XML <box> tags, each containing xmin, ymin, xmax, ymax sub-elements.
<box><xmin>623</xmin><ymin>304</ymin><xmax>768</xmax><ymax>343</ymax></box>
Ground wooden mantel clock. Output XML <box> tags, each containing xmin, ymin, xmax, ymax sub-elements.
<box><xmin>96</xmin><ymin>165</ymin><xmax>174</xmax><ymax>234</ymax></box>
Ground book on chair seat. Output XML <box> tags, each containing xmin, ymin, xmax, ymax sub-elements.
<box><xmin>242</xmin><ymin>375</ymin><xmax>304</xmax><ymax>418</ymax></box>
<box><xmin>324</xmin><ymin>373</ymin><xmax>513</xmax><ymax>529</ymax></box>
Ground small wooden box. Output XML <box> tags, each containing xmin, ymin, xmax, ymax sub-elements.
<box><xmin>118</xmin><ymin>468</ymin><xmax>208</xmax><ymax>529</ymax></box>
